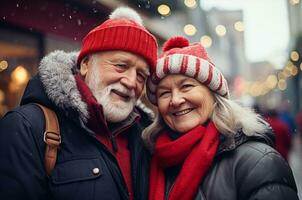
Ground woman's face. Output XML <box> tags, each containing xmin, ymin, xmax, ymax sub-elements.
<box><xmin>156</xmin><ymin>74</ymin><xmax>215</xmax><ymax>133</ymax></box>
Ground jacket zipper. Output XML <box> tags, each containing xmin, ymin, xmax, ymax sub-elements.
<box><xmin>166</xmin><ymin>182</ymin><xmax>175</xmax><ymax>200</ymax></box>
<box><xmin>110</xmin><ymin>116</ymin><xmax>140</xmax><ymax>153</ymax></box>
<box><xmin>109</xmin><ymin>133</ymin><xmax>118</xmax><ymax>152</ymax></box>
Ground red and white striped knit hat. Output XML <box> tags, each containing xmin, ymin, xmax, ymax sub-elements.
<box><xmin>146</xmin><ymin>36</ymin><xmax>229</xmax><ymax>105</ymax></box>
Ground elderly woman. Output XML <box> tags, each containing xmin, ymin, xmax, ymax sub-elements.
<box><xmin>143</xmin><ymin>36</ymin><xmax>298</xmax><ymax>200</ymax></box>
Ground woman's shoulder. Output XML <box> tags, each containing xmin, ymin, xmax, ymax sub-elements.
<box><xmin>230</xmin><ymin>140</ymin><xmax>297</xmax><ymax>199</ymax></box>
<box><xmin>227</xmin><ymin>138</ymin><xmax>284</xmax><ymax>176</ymax></box>
<box><xmin>232</xmin><ymin>139</ymin><xmax>291</xmax><ymax>180</ymax></box>
<box><xmin>218</xmin><ymin>128</ymin><xmax>275</xmax><ymax>155</ymax></box>
<box><xmin>234</xmin><ymin>139</ymin><xmax>277</xmax><ymax>160</ymax></box>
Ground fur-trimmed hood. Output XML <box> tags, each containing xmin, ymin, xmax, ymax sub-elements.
<box><xmin>21</xmin><ymin>50</ymin><xmax>154</xmax><ymax>122</ymax></box>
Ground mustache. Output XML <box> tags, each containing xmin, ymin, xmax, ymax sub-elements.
<box><xmin>109</xmin><ymin>83</ymin><xmax>136</xmax><ymax>98</ymax></box>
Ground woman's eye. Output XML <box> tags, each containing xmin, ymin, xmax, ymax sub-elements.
<box><xmin>158</xmin><ymin>91</ymin><xmax>170</xmax><ymax>97</ymax></box>
<box><xmin>182</xmin><ymin>84</ymin><xmax>193</xmax><ymax>89</ymax></box>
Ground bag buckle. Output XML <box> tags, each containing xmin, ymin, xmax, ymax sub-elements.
<box><xmin>43</xmin><ymin>131</ymin><xmax>61</xmax><ymax>146</ymax></box>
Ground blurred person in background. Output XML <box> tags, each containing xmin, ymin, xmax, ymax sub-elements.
<box><xmin>265</xmin><ymin>109</ymin><xmax>292</xmax><ymax>161</ymax></box>
<box><xmin>0</xmin><ymin>7</ymin><xmax>157</xmax><ymax>200</ymax></box>
<box><xmin>143</xmin><ymin>36</ymin><xmax>299</xmax><ymax>200</ymax></box>
<box><xmin>279</xmin><ymin>100</ymin><xmax>297</xmax><ymax>136</ymax></box>
<box><xmin>296</xmin><ymin>111</ymin><xmax>302</xmax><ymax>138</ymax></box>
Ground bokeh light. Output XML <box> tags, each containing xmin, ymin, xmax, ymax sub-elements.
<box><xmin>266</xmin><ymin>75</ymin><xmax>277</xmax><ymax>89</ymax></box>
<box><xmin>0</xmin><ymin>90</ymin><xmax>5</xmax><ymax>103</ymax></box>
<box><xmin>200</xmin><ymin>35</ymin><xmax>212</xmax><ymax>48</ymax></box>
<box><xmin>278</xmin><ymin>79</ymin><xmax>287</xmax><ymax>90</ymax></box>
<box><xmin>215</xmin><ymin>25</ymin><xmax>226</xmax><ymax>36</ymax></box>
<box><xmin>289</xmin><ymin>0</ymin><xmax>300</xmax><ymax>5</ymax></box>
<box><xmin>158</xmin><ymin>4</ymin><xmax>171</xmax><ymax>16</ymax></box>
<box><xmin>184</xmin><ymin>24</ymin><xmax>197</xmax><ymax>36</ymax></box>
<box><xmin>291</xmin><ymin>65</ymin><xmax>298</xmax><ymax>75</ymax></box>
<box><xmin>11</xmin><ymin>66</ymin><xmax>30</xmax><ymax>85</ymax></box>
<box><xmin>0</xmin><ymin>60</ymin><xmax>8</xmax><ymax>72</ymax></box>
<box><xmin>184</xmin><ymin>0</ymin><xmax>197</xmax><ymax>8</ymax></box>
<box><xmin>234</xmin><ymin>21</ymin><xmax>244</xmax><ymax>32</ymax></box>
<box><xmin>290</xmin><ymin>50</ymin><xmax>299</xmax><ymax>61</ymax></box>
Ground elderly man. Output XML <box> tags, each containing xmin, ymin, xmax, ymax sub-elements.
<box><xmin>0</xmin><ymin>7</ymin><xmax>157</xmax><ymax>200</ymax></box>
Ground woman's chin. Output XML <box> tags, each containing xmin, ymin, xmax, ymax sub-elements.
<box><xmin>173</xmin><ymin>123</ymin><xmax>198</xmax><ymax>134</ymax></box>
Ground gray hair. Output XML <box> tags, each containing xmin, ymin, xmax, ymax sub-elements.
<box><xmin>142</xmin><ymin>94</ymin><xmax>270</xmax><ymax>151</ymax></box>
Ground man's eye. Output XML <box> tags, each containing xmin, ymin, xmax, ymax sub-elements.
<box><xmin>115</xmin><ymin>63</ymin><xmax>127</xmax><ymax>68</ymax></box>
<box><xmin>137</xmin><ymin>73</ymin><xmax>147</xmax><ymax>82</ymax></box>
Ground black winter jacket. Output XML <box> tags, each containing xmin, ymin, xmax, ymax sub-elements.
<box><xmin>165</xmin><ymin>131</ymin><xmax>299</xmax><ymax>200</ymax></box>
<box><xmin>0</xmin><ymin>51</ymin><xmax>152</xmax><ymax>200</ymax></box>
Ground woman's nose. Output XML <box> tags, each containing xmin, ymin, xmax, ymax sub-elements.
<box><xmin>169</xmin><ymin>93</ymin><xmax>185</xmax><ymax>107</ymax></box>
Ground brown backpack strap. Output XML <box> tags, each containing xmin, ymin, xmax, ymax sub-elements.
<box><xmin>35</xmin><ymin>104</ymin><xmax>61</xmax><ymax>176</ymax></box>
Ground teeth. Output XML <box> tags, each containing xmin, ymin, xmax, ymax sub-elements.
<box><xmin>174</xmin><ymin>108</ymin><xmax>193</xmax><ymax>116</ymax></box>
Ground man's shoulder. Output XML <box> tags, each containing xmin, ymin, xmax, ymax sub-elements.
<box><xmin>0</xmin><ymin>104</ymin><xmax>46</xmax><ymax>151</ymax></box>
<box><xmin>8</xmin><ymin>104</ymin><xmax>44</xmax><ymax>121</ymax></box>
<box><xmin>0</xmin><ymin>104</ymin><xmax>46</xmax><ymax>139</ymax></box>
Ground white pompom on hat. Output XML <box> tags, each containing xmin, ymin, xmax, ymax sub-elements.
<box><xmin>146</xmin><ymin>36</ymin><xmax>229</xmax><ymax>105</ymax></box>
<box><xmin>109</xmin><ymin>7</ymin><xmax>143</xmax><ymax>25</ymax></box>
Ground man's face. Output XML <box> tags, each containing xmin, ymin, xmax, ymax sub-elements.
<box><xmin>80</xmin><ymin>50</ymin><xmax>149</xmax><ymax>123</ymax></box>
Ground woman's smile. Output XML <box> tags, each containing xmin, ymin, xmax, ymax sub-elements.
<box><xmin>172</xmin><ymin>108</ymin><xmax>194</xmax><ymax>116</ymax></box>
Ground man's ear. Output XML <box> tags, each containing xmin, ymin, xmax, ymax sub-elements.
<box><xmin>80</xmin><ymin>56</ymin><xmax>90</xmax><ymax>76</ymax></box>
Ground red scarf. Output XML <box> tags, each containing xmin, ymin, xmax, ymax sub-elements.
<box><xmin>149</xmin><ymin>122</ymin><xmax>219</xmax><ymax>200</ymax></box>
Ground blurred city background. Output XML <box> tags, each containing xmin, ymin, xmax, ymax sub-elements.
<box><xmin>0</xmin><ymin>0</ymin><xmax>302</xmax><ymax>198</ymax></box>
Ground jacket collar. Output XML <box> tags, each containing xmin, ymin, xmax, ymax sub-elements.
<box><xmin>217</xmin><ymin>129</ymin><xmax>275</xmax><ymax>156</ymax></box>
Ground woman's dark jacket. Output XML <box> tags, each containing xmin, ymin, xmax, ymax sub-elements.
<box><xmin>0</xmin><ymin>51</ymin><xmax>152</xmax><ymax>200</ymax></box>
<box><xmin>165</xmin><ymin>130</ymin><xmax>299</xmax><ymax>200</ymax></box>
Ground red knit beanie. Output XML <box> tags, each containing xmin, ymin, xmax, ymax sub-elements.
<box><xmin>77</xmin><ymin>7</ymin><xmax>158</xmax><ymax>69</ymax></box>
<box><xmin>146</xmin><ymin>36</ymin><xmax>229</xmax><ymax>105</ymax></box>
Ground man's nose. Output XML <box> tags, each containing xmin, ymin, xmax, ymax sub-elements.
<box><xmin>170</xmin><ymin>92</ymin><xmax>185</xmax><ymax>107</ymax></box>
<box><xmin>120</xmin><ymin>69</ymin><xmax>137</xmax><ymax>90</ymax></box>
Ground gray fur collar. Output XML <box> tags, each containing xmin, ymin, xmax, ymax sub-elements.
<box><xmin>38</xmin><ymin>50</ymin><xmax>154</xmax><ymax>122</ymax></box>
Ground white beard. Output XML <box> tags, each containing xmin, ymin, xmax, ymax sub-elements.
<box><xmin>85</xmin><ymin>64</ymin><xmax>136</xmax><ymax>122</ymax></box>
<box><xmin>94</xmin><ymin>83</ymin><xmax>136</xmax><ymax>122</ymax></box>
